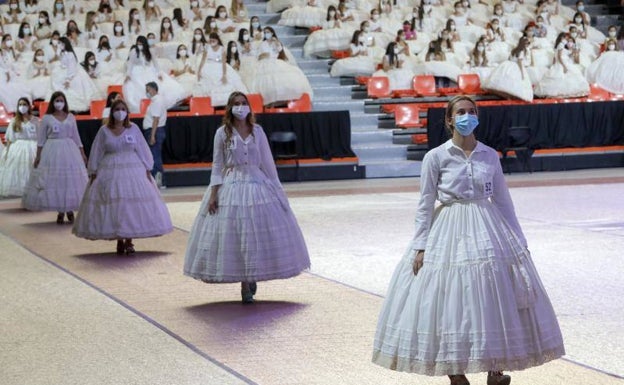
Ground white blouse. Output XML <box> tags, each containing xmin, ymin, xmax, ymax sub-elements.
<box><xmin>6</xmin><ymin>118</ymin><xmax>39</xmax><ymax>142</ymax></box>
<box><xmin>411</xmin><ymin>140</ymin><xmax>526</xmax><ymax>250</ymax></box>
<box><xmin>38</xmin><ymin>114</ymin><xmax>83</xmax><ymax>148</ymax></box>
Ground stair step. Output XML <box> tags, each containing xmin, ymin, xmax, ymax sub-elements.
<box><xmin>351</xmin><ymin>130</ymin><xmax>393</xmax><ymax>144</ymax></box>
<box><xmin>362</xmin><ymin>160</ymin><xmax>422</xmax><ymax>178</ymax></box>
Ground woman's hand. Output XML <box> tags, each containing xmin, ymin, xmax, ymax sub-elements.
<box><xmin>33</xmin><ymin>157</ymin><xmax>40</xmax><ymax>168</ymax></box>
<box><xmin>413</xmin><ymin>250</ymin><xmax>424</xmax><ymax>275</ymax></box>
<box><xmin>207</xmin><ymin>194</ymin><xmax>218</xmax><ymax>215</ymax></box>
<box><xmin>89</xmin><ymin>173</ymin><xmax>97</xmax><ymax>185</ymax></box>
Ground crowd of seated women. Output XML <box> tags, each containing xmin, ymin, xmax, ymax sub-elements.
<box><xmin>0</xmin><ymin>0</ymin><xmax>313</xmax><ymax>113</ymax></box>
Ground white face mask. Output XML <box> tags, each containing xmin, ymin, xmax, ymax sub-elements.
<box><xmin>51</xmin><ymin>39</ymin><xmax>58</xmax><ymax>46</ymax></box>
<box><xmin>133</xmin><ymin>13</ymin><xmax>140</xmax><ymax>20</ymax></box>
<box><xmin>219</xmin><ymin>12</ymin><xmax>227</xmax><ymax>18</ymax></box>
<box><xmin>608</xmin><ymin>44</ymin><xmax>615</xmax><ymax>50</ymax></box>
<box><xmin>231</xmin><ymin>105</ymin><xmax>250</xmax><ymax>120</ymax></box>
<box><xmin>578</xmin><ymin>5</ymin><xmax>584</xmax><ymax>11</ymax></box>
<box><xmin>35</xmin><ymin>55</ymin><xmax>44</xmax><ymax>61</ymax></box>
<box><xmin>363</xmin><ymin>26</ymin><xmax>369</xmax><ymax>32</ymax></box>
<box><xmin>329</xmin><ymin>11</ymin><xmax>335</xmax><ymax>17</ymax></box>
<box><xmin>137</xmin><ymin>44</ymin><xmax>144</xmax><ymax>50</ymax></box>
<box><xmin>24</xmin><ymin>28</ymin><xmax>31</xmax><ymax>35</ymax></box>
<box><xmin>115</xmin><ymin>26</ymin><xmax>123</xmax><ymax>32</ymax></box>
<box><xmin>39</xmin><ymin>17</ymin><xmax>46</xmax><ymax>24</ymax></box>
<box><xmin>89</xmin><ymin>59</ymin><xmax>96</xmax><ymax>65</ymax></box>
<box><xmin>148</xmin><ymin>38</ymin><xmax>155</xmax><ymax>46</ymax></box>
<box><xmin>423</xmin><ymin>5</ymin><xmax>431</xmax><ymax>12</ymax></box>
<box><xmin>609</xmin><ymin>31</ymin><xmax>616</xmax><ymax>37</ymax></box>
<box><xmin>179</xmin><ymin>49</ymin><xmax>187</xmax><ymax>56</ymax></box>
<box><xmin>194</xmin><ymin>34</ymin><xmax>202</xmax><ymax>40</ymax></box>
<box><xmin>372</xmin><ymin>14</ymin><xmax>379</xmax><ymax>20</ymax></box>
<box><xmin>358</xmin><ymin>36</ymin><xmax>364</xmax><ymax>42</ymax></box>
<box><xmin>163</xmin><ymin>22</ymin><xmax>170</xmax><ymax>29</ymax></box>
<box><xmin>210</xmin><ymin>40</ymin><xmax>217</xmax><ymax>46</ymax></box>
<box><xmin>575</xmin><ymin>18</ymin><xmax>582</xmax><ymax>23</ymax></box>
<box><xmin>264</xmin><ymin>31</ymin><xmax>272</xmax><ymax>39</ymax></box>
<box><xmin>55</xmin><ymin>3</ymin><xmax>63</xmax><ymax>10</ymax></box>
<box><xmin>571</xmin><ymin>32</ymin><xmax>577</xmax><ymax>38</ymax></box>
<box><xmin>477</xmin><ymin>45</ymin><xmax>484</xmax><ymax>52</ymax></box>
<box><xmin>191</xmin><ymin>0</ymin><xmax>198</xmax><ymax>6</ymax></box>
<box><xmin>495</xmin><ymin>9</ymin><xmax>502</xmax><ymax>15</ymax></box>
<box><xmin>113</xmin><ymin>110</ymin><xmax>127</xmax><ymax>121</ymax></box>
<box><xmin>251</xmin><ymin>21</ymin><xmax>259</xmax><ymax>29</ymax></box>
<box><xmin>242</xmin><ymin>33</ymin><xmax>249</xmax><ymax>41</ymax></box>
<box><xmin>230</xmin><ymin>46</ymin><xmax>237</xmax><ymax>53</ymax></box>
<box><xmin>54</xmin><ymin>101</ymin><xmax>65</xmax><ymax>110</ymax></box>
<box><xmin>6</xmin><ymin>40</ymin><xmax>13</xmax><ymax>48</ymax></box>
<box><xmin>393</xmin><ymin>47</ymin><xmax>399</xmax><ymax>54</ymax></box>
<box><xmin>18</xmin><ymin>105</ymin><xmax>29</xmax><ymax>114</ymax></box>
<box><xmin>148</xmin><ymin>1</ymin><xmax>155</xmax><ymax>7</ymax></box>
<box><xmin>146</xmin><ymin>91</ymin><xmax>152</xmax><ymax>99</ymax></box>
<box><xmin>210</xmin><ymin>21</ymin><xmax>216</xmax><ymax>28</ymax></box>
<box><xmin>10</xmin><ymin>3</ymin><xmax>18</xmax><ymax>9</ymax></box>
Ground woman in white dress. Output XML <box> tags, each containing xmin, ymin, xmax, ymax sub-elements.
<box><xmin>0</xmin><ymin>36</ymin><xmax>30</xmax><ymax>113</ymax></box>
<box><xmin>278</xmin><ymin>0</ymin><xmax>326</xmax><ymax>29</ymax></box>
<box><xmin>585</xmin><ymin>44</ymin><xmax>624</xmax><ymax>95</ymax></box>
<box><xmin>171</xmin><ymin>44</ymin><xmax>197</xmax><ymax>94</ymax></box>
<box><xmin>35</xmin><ymin>11</ymin><xmax>53</xmax><ymax>40</ymax></box>
<box><xmin>373</xmin><ymin>42</ymin><xmax>414</xmax><ymax>90</ymax></box>
<box><xmin>72</xmin><ymin>99</ymin><xmax>173</xmax><ymax>255</ymax></box>
<box><xmin>95</xmin><ymin>35</ymin><xmax>125</xmax><ymax>86</ymax></box>
<box><xmin>26</xmin><ymin>49</ymin><xmax>53</xmax><ymax>100</ymax></box>
<box><xmin>2</xmin><ymin>0</ymin><xmax>26</xmax><ymax>25</ymax></box>
<box><xmin>484</xmin><ymin>18</ymin><xmax>511</xmax><ymax>65</ymax></box>
<box><xmin>303</xmin><ymin>5</ymin><xmax>353</xmax><ymax>58</ymax></box>
<box><xmin>22</xmin><ymin>91</ymin><xmax>88</xmax><ymax>224</ymax></box>
<box><xmin>483</xmin><ymin>36</ymin><xmax>534</xmax><ymax>102</ymax></box>
<box><xmin>372</xmin><ymin>95</ymin><xmax>565</xmax><ymax>385</ymax></box>
<box><xmin>246</xmin><ymin>27</ymin><xmax>313</xmax><ymax>105</ymax></box>
<box><xmin>184</xmin><ymin>91</ymin><xmax>311</xmax><ymax>303</ymax></box>
<box><xmin>15</xmin><ymin>22</ymin><xmax>39</xmax><ymax>60</ymax></box>
<box><xmin>123</xmin><ymin>35</ymin><xmax>187</xmax><ymax>113</ymax></box>
<box><xmin>330</xmin><ymin>29</ymin><xmax>378</xmax><ymax>77</ymax></box>
<box><xmin>464</xmin><ymin>37</ymin><xmax>493</xmax><ymax>82</ymax></box>
<box><xmin>214</xmin><ymin>5</ymin><xmax>237</xmax><ymax>42</ymax></box>
<box><xmin>194</xmin><ymin>32</ymin><xmax>248</xmax><ymax>106</ymax></box>
<box><xmin>48</xmin><ymin>37</ymin><xmax>100</xmax><ymax>112</ymax></box>
<box><xmin>0</xmin><ymin>97</ymin><xmax>39</xmax><ymax>198</ymax></box>
<box><xmin>534</xmin><ymin>33</ymin><xmax>589</xmax><ymax>98</ymax></box>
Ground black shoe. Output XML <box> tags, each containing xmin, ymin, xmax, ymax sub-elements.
<box><xmin>56</xmin><ymin>213</ymin><xmax>64</xmax><ymax>224</ymax></box>
<box><xmin>66</xmin><ymin>211</ymin><xmax>74</xmax><ymax>224</ymax></box>
<box><xmin>249</xmin><ymin>282</ymin><xmax>257</xmax><ymax>296</ymax></box>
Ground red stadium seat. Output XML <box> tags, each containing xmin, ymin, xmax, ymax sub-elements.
<box><xmin>0</xmin><ymin>103</ymin><xmax>12</xmax><ymax>126</ymax></box>
<box><xmin>331</xmin><ymin>50</ymin><xmax>350</xmax><ymax>59</ymax></box>
<box><xmin>39</xmin><ymin>101</ymin><xmax>49</xmax><ymax>116</ymax></box>
<box><xmin>412</xmin><ymin>75</ymin><xmax>437</xmax><ymax>97</ymax></box>
<box><xmin>394</xmin><ymin>104</ymin><xmax>423</xmax><ymax>128</ymax></box>
<box><xmin>190</xmin><ymin>96</ymin><xmax>214</xmax><ymax>115</ymax></box>
<box><xmin>107</xmin><ymin>84</ymin><xmax>123</xmax><ymax>98</ymax></box>
<box><xmin>90</xmin><ymin>99</ymin><xmax>106</xmax><ymax>118</ymax></box>
<box><xmin>457</xmin><ymin>73</ymin><xmax>484</xmax><ymax>95</ymax></box>
<box><xmin>587</xmin><ymin>83</ymin><xmax>612</xmax><ymax>101</ymax></box>
<box><xmin>289</xmin><ymin>93</ymin><xmax>312</xmax><ymax>112</ymax></box>
<box><xmin>367</xmin><ymin>77</ymin><xmax>391</xmax><ymax>98</ymax></box>
<box><xmin>246</xmin><ymin>93</ymin><xmax>264</xmax><ymax>113</ymax></box>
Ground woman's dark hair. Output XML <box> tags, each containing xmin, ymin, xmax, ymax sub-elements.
<box><xmin>59</xmin><ymin>36</ymin><xmax>77</xmax><ymax>59</ymax></box>
<box><xmin>249</xmin><ymin>16</ymin><xmax>261</xmax><ymax>34</ymax></box>
<box><xmin>128</xmin><ymin>8</ymin><xmax>141</xmax><ymax>29</ymax></box>
<box><xmin>81</xmin><ymin>51</ymin><xmax>97</xmax><ymax>71</ymax></box>
<box><xmin>237</xmin><ymin>28</ymin><xmax>249</xmax><ymax>44</ymax></box>
<box><xmin>208</xmin><ymin>31</ymin><xmax>223</xmax><ymax>46</ymax></box>
<box><xmin>326</xmin><ymin>5</ymin><xmax>337</xmax><ymax>21</ymax></box>
<box><xmin>106</xmin><ymin>91</ymin><xmax>121</xmax><ymax>107</ymax></box>
<box><xmin>192</xmin><ymin>28</ymin><xmax>206</xmax><ymax>54</ymax></box>
<box><xmin>98</xmin><ymin>0</ymin><xmax>112</xmax><ymax>13</ymax></box>
<box><xmin>46</xmin><ymin>91</ymin><xmax>69</xmax><ymax>114</ymax></box>
<box><xmin>133</xmin><ymin>35</ymin><xmax>152</xmax><ymax>61</ymax></box>
<box><xmin>385</xmin><ymin>41</ymin><xmax>397</xmax><ymax>67</ymax></box>
<box><xmin>350</xmin><ymin>29</ymin><xmax>362</xmax><ymax>45</ymax></box>
<box><xmin>38</xmin><ymin>11</ymin><xmax>51</xmax><ymax>27</ymax></box>
<box><xmin>226</xmin><ymin>40</ymin><xmax>239</xmax><ymax>65</ymax></box>
<box><xmin>65</xmin><ymin>19</ymin><xmax>82</xmax><ymax>35</ymax></box>
<box><xmin>97</xmin><ymin>35</ymin><xmax>111</xmax><ymax>50</ymax></box>
<box><xmin>173</xmin><ymin>8</ymin><xmax>185</xmax><ymax>27</ymax></box>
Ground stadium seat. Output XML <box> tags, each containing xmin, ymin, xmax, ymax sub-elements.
<box><xmin>289</xmin><ymin>93</ymin><xmax>312</xmax><ymax>112</ymax></box>
<box><xmin>89</xmin><ymin>99</ymin><xmax>106</xmax><ymax>119</ymax></box>
<box><xmin>107</xmin><ymin>84</ymin><xmax>123</xmax><ymax>98</ymax></box>
<box><xmin>0</xmin><ymin>103</ymin><xmax>12</xmax><ymax>127</ymax></box>
<box><xmin>129</xmin><ymin>99</ymin><xmax>150</xmax><ymax>118</ymax></box>
<box><xmin>247</xmin><ymin>93</ymin><xmax>264</xmax><ymax>113</ymax></box>
<box><xmin>190</xmin><ymin>96</ymin><xmax>214</xmax><ymax>115</ymax></box>
<box><xmin>39</xmin><ymin>101</ymin><xmax>49</xmax><ymax>116</ymax></box>
<box><xmin>367</xmin><ymin>77</ymin><xmax>391</xmax><ymax>99</ymax></box>
<box><xmin>457</xmin><ymin>73</ymin><xmax>484</xmax><ymax>95</ymax></box>
<box><xmin>331</xmin><ymin>50</ymin><xmax>350</xmax><ymax>59</ymax></box>
<box><xmin>587</xmin><ymin>83</ymin><xmax>612</xmax><ymax>101</ymax></box>
<box><xmin>412</xmin><ymin>75</ymin><xmax>437</xmax><ymax>97</ymax></box>
<box><xmin>394</xmin><ymin>104</ymin><xmax>423</xmax><ymax>128</ymax></box>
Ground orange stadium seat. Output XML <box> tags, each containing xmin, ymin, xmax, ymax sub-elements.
<box><xmin>394</xmin><ymin>104</ymin><xmax>423</xmax><ymax>128</ymax></box>
<box><xmin>587</xmin><ymin>83</ymin><xmax>612</xmax><ymax>101</ymax></box>
<box><xmin>190</xmin><ymin>96</ymin><xmax>214</xmax><ymax>115</ymax></box>
<box><xmin>90</xmin><ymin>99</ymin><xmax>106</xmax><ymax>118</ymax></box>
<box><xmin>412</xmin><ymin>75</ymin><xmax>437</xmax><ymax>97</ymax></box>
<box><xmin>457</xmin><ymin>73</ymin><xmax>484</xmax><ymax>95</ymax></box>
<box><xmin>247</xmin><ymin>93</ymin><xmax>264</xmax><ymax>113</ymax></box>
<box><xmin>367</xmin><ymin>77</ymin><xmax>391</xmax><ymax>98</ymax></box>
<box><xmin>0</xmin><ymin>103</ymin><xmax>12</xmax><ymax>126</ymax></box>
<box><xmin>289</xmin><ymin>93</ymin><xmax>312</xmax><ymax>112</ymax></box>
<box><xmin>39</xmin><ymin>101</ymin><xmax>49</xmax><ymax>116</ymax></box>
<box><xmin>107</xmin><ymin>84</ymin><xmax>123</xmax><ymax>98</ymax></box>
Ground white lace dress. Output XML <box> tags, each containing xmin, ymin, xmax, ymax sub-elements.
<box><xmin>373</xmin><ymin>140</ymin><xmax>565</xmax><ymax>375</ymax></box>
<box><xmin>534</xmin><ymin>44</ymin><xmax>589</xmax><ymax>98</ymax></box>
<box><xmin>193</xmin><ymin>45</ymin><xmax>248</xmax><ymax>106</ymax></box>
<box><xmin>184</xmin><ymin>125</ymin><xmax>310</xmax><ymax>282</ymax></box>
<box><xmin>0</xmin><ymin>117</ymin><xmax>39</xmax><ymax>197</ymax></box>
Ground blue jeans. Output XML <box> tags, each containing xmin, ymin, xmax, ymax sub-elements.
<box><xmin>143</xmin><ymin>126</ymin><xmax>166</xmax><ymax>178</ymax></box>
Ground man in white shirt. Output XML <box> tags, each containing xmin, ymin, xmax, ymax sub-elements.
<box><xmin>142</xmin><ymin>81</ymin><xmax>167</xmax><ymax>188</ymax></box>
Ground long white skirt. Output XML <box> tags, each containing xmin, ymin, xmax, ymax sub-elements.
<box><xmin>246</xmin><ymin>58</ymin><xmax>313</xmax><ymax>105</ymax></box>
<box><xmin>72</xmin><ymin>151</ymin><xmax>173</xmax><ymax>240</ymax></box>
<box><xmin>585</xmin><ymin>51</ymin><xmax>624</xmax><ymax>95</ymax></box>
<box><xmin>22</xmin><ymin>138</ymin><xmax>88</xmax><ymax>212</ymax></box>
<box><xmin>372</xmin><ymin>199</ymin><xmax>565</xmax><ymax>375</ymax></box>
<box><xmin>184</xmin><ymin>165</ymin><xmax>310</xmax><ymax>283</ymax></box>
<box><xmin>483</xmin><ymin>60</ymin><xmax>534</xmax><ymax>102</ymax></box>
<box><xmin>0</xmin><ymin>139</ymin><xmax>37</xmax><ymax>198</ymax></box>
<box><xmin>123</xmin><ymin>63</ymin><xmax>188</xmax><ymax>113</ymax></box>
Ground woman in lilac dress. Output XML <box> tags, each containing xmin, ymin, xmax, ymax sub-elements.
<box><xmin>72</xmin><ymin>99</ymin><xmax>173</xmax><ymax>255</ymax></box>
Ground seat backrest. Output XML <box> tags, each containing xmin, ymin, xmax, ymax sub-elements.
<box><xmin>139</xmin><ymin>98</ymin><xmax>151</xmax><ymax>115</ymax></box>
<box><xmin>107</xmin><ymin>84</ymin><xmax>123</xmax><ymax>98</ymax></box>
<box><xmin>457</xmin><ymin>73</ymin><xmax>481</xmax><ymax>94</ymax></box>
<box><xmin>0</xmin><ymin>103</ymin><xmax>11</xmax><ymax>126</ymax></box>
<box><xmin>90</xmin><ymin>99</ymin><xmax>106</xmax><ymax>118</ymax></box>
<box><xmin>588</xmin><ymin>83</ymin><xmax>611</xmax><ymax>101</ymax></box>
<box><xmin>269</xmin><ymin>131</ymin><xmax>297</xmax><ymax>157</ymax></box>
<box><xmin>288</xmin><ymin>93</ymin><xmax>312</xmax><ymax>112</ymax></box>
<box><xmin>246</xmin><ymin>93</ymin><xmax>264</xmax><ymax>113</ymax></box>
<box><xmin>270</xmin><ymin>131</ymin><xmax>296</xmax><ymax>143</ymax></box>
<box><xmin>394</xmin><ymin>104</ymin><xmax>419</xmax><ymax>127</ymax></box>
<box><xmin>412</xmin><ymin>75</ymin><xmax>436</xmax><ymax>96</ymax></box>
<box><xmin>190</xmin><ymin>96</ymin><xmax>214</xmax><ymax>115</ymax></box>
<box><xmin>39</xmin><ymin>101</ymin><xmax>49</xmax><ymax>116</ymax></box>
<box><xmin>367</xmin><ymin>76</ymin><xmax>391</xmax><ymax>98</ymax></box>
<box><xmin>508</xmin><ymin>126</ymin><xmax>531</xmax><ymax>147</ymax></box>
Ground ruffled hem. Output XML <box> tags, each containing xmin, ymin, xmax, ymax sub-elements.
<box><xmin>184</xmin><ymin>265</ymin><xmax>310</xmax><ymax>283</ymax></box>
<box><xmin>371</xmin><ymin>346</ymin><xmax>565</xmax><ymax>376</ymax></box>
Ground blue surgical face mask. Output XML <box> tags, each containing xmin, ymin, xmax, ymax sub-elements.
<box><xmin>454</xmin><ymin>113</ymin><xmax>479</xmax><ymax>136</ymax></box>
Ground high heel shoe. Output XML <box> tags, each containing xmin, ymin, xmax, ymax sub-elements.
<box><xmin>448</xmin><ymin>375</ymin><xmax>470</xmax><ymax>385</ymax></box>
<box><xmin>124</xmin><ymin>239</ymin><xmax>135</xmax><ymax>255</ymax></box>
<box><xmin>66</xmin><ymin>211</ymin><xmax>74</xmax><ymax>224</ymax></box>
<box><xmin>116</xmin><ymin>240</ymin><xmax>125</xmax><ymax>255</ymax></box>
<box><xmin>56</xmin><ymin>212</ymin><xmax>64</xmax><ymax>224</ymax></box>
<box><xmin>487</xmin><ymin>371</ymin><xmax>511</xmax><ymax>385</ymax></box>
<box><xmin>241</xmin><ymin>282</ymin><xmax>254</xmax><ymax>304</ymax></box>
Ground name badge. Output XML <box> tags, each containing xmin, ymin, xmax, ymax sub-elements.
<box><xmin>52</xmin><ymin>125</ymin><xmax>60</xmax><ymax>133</ymax></box>
<box><xmin>125</xmin><ymin>134</ymin><xmax>136</xmax><ymax>144</ymax></box>
<box><xmin>484</xmin><ymin>180</ymin><xmax>493</xmax><ymax>197</ymax></box>
<box><xmin>227</xmin><ymin>138</ymin><xmax>237</xmax><ymax>150</ymax></box>
<box><xmin>27</xmin><ymin>124</ymin><xmax>36</xmax><ymax>133</ymax></box>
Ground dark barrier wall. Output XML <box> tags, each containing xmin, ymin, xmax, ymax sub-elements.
<box><xmin>77</xmin><ymin>111</ymin><xmax>355</xmax><ymax>163</ymax></box>
<box><xmin>427</xmin><ymin>101</ymin><xmax>624</xmax><ymax>150</ymax></box>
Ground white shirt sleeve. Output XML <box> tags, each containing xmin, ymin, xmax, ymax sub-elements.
<box><xmin>209</xmin><ymin>128</ymin><xmax>225</xmax><ymax>187</ymax></box>
<box><xmin>411</xmin><ymin>149</ymin><xmax>439</xmax><ymax>251</ymax></box>
<box><xmin>490</xmin><ymin>152</ymin><xmax>527</xmax><ymax>247</ymax></box>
